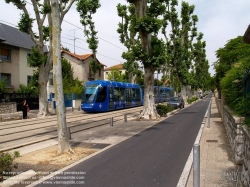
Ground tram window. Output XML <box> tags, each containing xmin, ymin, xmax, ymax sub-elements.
<box><xmin>114</xmin><ymin>87</ymin><xmax>120</xmax><ymax>101</ymax></box>
<box><xmin>109</xmin><ymin>87</ymin><xmax>113</xmax><ymax>101</ymax></box>
<box><xmin>132</xmin><ymin>88</ymin><xmax>139</xmax><ymax>100</ymax></box>
<box><xmin>160</xmin><ymin>89</ymin><xmax>164</xmax><ymax>96</ymax></box>
<box><xmin>96</xmin><ymin>86</ymin><xmax>107</xmax><ymax>102</ymax></box>
<box><xmin>84</xmin><ymin>84</ymin><xmax>98</xmax><ymax>103</ymax></box>
<box><xmin>126</xmin><ymin>88</ymin><xmax>131</xmax><ymax>100</ymax></box>
<box><xmin>136</xmin><ymin>89</ymin><xmax>140</xmax><ymax>101</ymax></box>
<box><xmin>120</xmin><ymin>88</ymin><xmax>125</xmax><ymax>100</ymax></box>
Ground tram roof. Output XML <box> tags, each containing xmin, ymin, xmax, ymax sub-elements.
<box><xmin>85</xmin><ymin>80</ymin><xmax>140</xmax><ymax>88</ymax></box>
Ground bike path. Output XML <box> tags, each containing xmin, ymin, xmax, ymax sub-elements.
<box><xmin>33</xmin><ymin>97</ymin><xmax>211</xmax><ymax>187</ymax></box>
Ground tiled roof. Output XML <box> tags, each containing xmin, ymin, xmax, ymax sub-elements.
<box><xmin>61</xmin><ymin>50</ymin><xmax>106</xmax><ymax>66</ymax></box>
<box><xmin>0</xmin><ymin>22</ymin><xmax>48</xmax><ymax>52</ymax></box>
<box><xmin>104</xmin><ymin>64</ymin><xmax>124</xmax><ymax>71</ymax></box>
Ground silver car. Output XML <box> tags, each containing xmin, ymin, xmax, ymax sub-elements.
<box><xmin>167</xmin><ymin>97</ymin><xmax>185</xmax><ymax>109</ymax></box>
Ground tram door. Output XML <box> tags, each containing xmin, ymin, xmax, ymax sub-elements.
<box><xmin>109</xmin><ymin>87</ymin><xmax>114</xmax><ymax>110</ymax></box>
<box><xmin>126</xmin><ymin>88</ymin><xmax>131</xmax><ymax>107</ymax></box>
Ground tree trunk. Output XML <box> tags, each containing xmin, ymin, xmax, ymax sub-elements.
<box><xmin>181</xmin><ymin>85</ymin><xmax>188</xmax><ymax>103</ymax></box>
<box><xmin>132</xmin><ymin>0</ymin><xmax>159</xmax><ymax>120</ymax></box>
<box><xmin>51</xmin><ymin>0</ymin><xmax>72</xmax><ymax>154</ymax></box>
<box><xmin>139</xmin><ymin>67</ymin><xmax>159</xmax><ymax>120</ymax></box>
<box><xmin>37</xmin><ymin>63</ymin><xmax>51</xmax><ymax>117</ymax></box>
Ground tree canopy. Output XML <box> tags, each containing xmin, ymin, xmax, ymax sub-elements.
<box><xmin>117</xmin><ymin>0</ymin><xmax>209</xmax><ymax>119</ymax></box>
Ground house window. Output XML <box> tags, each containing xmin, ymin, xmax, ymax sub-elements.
<box><xmin>1</xmin><ymin>73</ymin><xmax>11</xmax><ymax>85</ymax></box>
<box><xmin>27</xmin><ymin>76</ymin><xmax>32</xmax><ymax>85</ymax></box>
<box><xmin>0</xmin><ymin>48</ymin><xmax>11</xmax><ymax>61</ymax></box>
<box><xmin>119</xmin><ymin>71</ymin><xmax>122</xmax><ymax>75</ymax></box>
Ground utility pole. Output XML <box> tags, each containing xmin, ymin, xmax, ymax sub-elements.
<box><xmin>70</xmin><ymin>29</ymin><xmax>79</xmax><ymax>54</ymax></box>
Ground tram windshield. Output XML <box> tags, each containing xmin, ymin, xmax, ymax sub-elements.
<box><xmin>83</xmin><ymin>84</ymin><xmax>98</xmax><ymax>103</ymax></box>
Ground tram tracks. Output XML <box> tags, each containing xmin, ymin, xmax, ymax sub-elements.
<box><xmin>0</xmin><ymin>107</ymin><xmax>143</xmax><ymax>152</ymax></box>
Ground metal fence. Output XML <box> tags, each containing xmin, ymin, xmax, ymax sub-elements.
<box><xmin>0</xmin><ymin>92</ymin><xmax>39</xmax><ymax>111</ymax></box>
<box><xmin>48</xmin><ymin>92</ymin><xmax>83</xmax><ymax>108</ymax></box>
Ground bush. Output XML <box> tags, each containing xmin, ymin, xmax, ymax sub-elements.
<box><xmin>156</xmin><ymin>104</ymin><xmax>174</xmax><ymax>117</ymax></box>
<box><xmin>187</xmin><ymin>97</ymin><xmax>198</xmax><ymax>104</ymax></box>
<box><xmin>220</xmin><ymin>60</ymin><xmax>250</xmax><ymax>116</ymax></box>
<box><xmin>0</xmin><ymin>151</ymin><xmax>20</xmax><ymax>182</ymax></box>
<box><xmin>17</xmin><ymin>84</ymin><xmax>38</xmax><ymax>95</ymax></box>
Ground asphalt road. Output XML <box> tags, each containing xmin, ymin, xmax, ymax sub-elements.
<box><xmin>35</xmin><ymin>96</ymin><xmax>211</xmax><ymax>187</ymax></box>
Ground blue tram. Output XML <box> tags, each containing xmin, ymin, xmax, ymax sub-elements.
<box><xmin>154</xmin><ymin>86</ymin><xmax>174</xmax><ymax>103</ymax></box>
<box><xmin>81</xmin><ymin>80</ymin><xmax>174</xmax><ymax>112</ymax></box>
<box><xmin>140</xmin><ymin>86</ymin><xmax>174</xmax><ymax>103</ymax></box>
<box><xmin>81</xmin><ymin>80</ymin><xmax>142</xmax><ymax>112</ymax></box>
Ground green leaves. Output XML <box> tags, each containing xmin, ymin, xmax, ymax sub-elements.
<box><xmin>5</xmin><ymin>0</ymin><xmax>25</xmax><ymax>9</ymax></box>
<box><xmin>220</xmin><ymin>60</ymin><xmax>250</xmax><ymax>115</ymax></box>
<box><xmin>89</xmin><ymin>60</ymin><xmax>101</xmax><ymax>75</ymax></box>
<box><xmin>41</xmin><ymin>3</ymin><xmax>51</xmax><ymax>14</ymax></box>
<box><xmin>134</xmin><ymin>16</ymin><xmax>162</xmax><ymax>34</ymax></box>
<box><xmin>76</xmin><ymin>0</ymin><xmax>100</xmax><ymax>16</ymax></box>
<box><xmin>18</xmin><ymin>13</ymin><xmax>34</xmax><ymax>34</ymax></box>
<box><xmin>77</xmin><ymin>0</ymin><xmax>100</xmax><ymax>63</ymax></box>
<box><xmin>27</xmin><ymin>47</ymin><xmax>47</xmax><ymax>67</ymax></box>
<box><xmin>215</xmin><ymin>36</ymin><xmax>250</xmax><ymax>91</ymax></box>
<box><xmin>62</xmin><ymin>58</ymin><xmax>84</xmax><ymax>95</ymax></box>
<box><xmin>107</xmin><ymin>67</ymin><xmax>126</xmax><ymax>82</ymax></box>
<box><xmin>0</xmin><ymin>79</ymin><xmax>8</xmax><ymax>94</ymax></box>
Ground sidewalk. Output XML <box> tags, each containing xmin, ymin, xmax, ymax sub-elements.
<box><xmin>186</xmin><ymin>97</ymin><xmax>238</xmax><ymax>187</ymax></box>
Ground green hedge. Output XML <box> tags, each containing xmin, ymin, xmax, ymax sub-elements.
<box><xmin>220</xmin><ymin>60</ymin><xmax>250</xmax><ymax>116</ymax></box>
<box><xmin>187</xmin><ymin>97</ymin><xmax>198</xmax><ymax>104</ymax></box>
<box><xmin>156</xmin><ymin>104</ymin><xmax>174</xmax><ymax>117</ymax></box>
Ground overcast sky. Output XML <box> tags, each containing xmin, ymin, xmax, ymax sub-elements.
<box><xmin>1</xmin><ymin>0</ymin><xmax>250</xmax><ymax>76</ymax></box>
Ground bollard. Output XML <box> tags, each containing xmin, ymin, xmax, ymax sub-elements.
<box><xmin>78</xmin><ymin>106</ymin><xmax>80</xmax><ymax>111</ymax></box>
<box><xmin>193</xmin><ymin>144</ymin><xmax>200</xmax><ymax>187</ymax></box>
<box><xmin>72</xmin><ymin>106</ymin><xmax>74</xmax><ymax>112</ymax></box>
<box><xmin>67</xmin><ymin>127</ymin><xmax>71</xmax><ymax>140</ymax></box>
<box><xmin>124</xmin><ymin>114</ymin><xmax>127</xmax><ymax>122</ymax></box>
<box><xmin>110</xmin><ymin>117</ymin><xmax>113</xmax><ymax>126</ymax></box>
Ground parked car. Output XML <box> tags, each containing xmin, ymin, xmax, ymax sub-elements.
<box><xmin>198</xmin><ymin>92</ymin><xmax>203</xmax><ymax>99</ymax></box>
<box><xmin>167</xmin><ymin>97</ymin><xmax>185</xmax><ymax>109</ymax></box>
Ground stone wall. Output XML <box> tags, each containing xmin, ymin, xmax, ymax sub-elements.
<box><xmin>215</xmin><ymin>97</ymin><xmax>250</xmax><ymax>186</ymax></box>
<box><xmin>0</xmin><ymin>102</ymin><xmax>17</xmax><ymax>114</ymax></box>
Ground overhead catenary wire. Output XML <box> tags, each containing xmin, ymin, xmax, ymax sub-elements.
<box><xmin>25</xmin><ymin>0</ymin><xmax>126</xmax><ymax>51</ymax></box>
<box><xmin>0</xmin><ymin>20</ymin><xmax>123</xmax><ymax>63</ymax></box>
<box><xmin>61</xmin><ymin>41</ymin><xmax>122</xmax><ymax>62</ymax></box>
<box><xmin>63</xmin><ymin>20</ymin><xmax>126</xmax><ymax>51</ymax></box>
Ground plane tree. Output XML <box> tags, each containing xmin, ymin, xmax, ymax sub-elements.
<box><xmin>117</xmin><ymin>0</ymin><xmax>167</xmax><ymax>120</ymax></box>
<box><xmin>191</xmin><ymin>33</ymin><xmax>210</xmax><ymax>91</ymax></box>
<box><xmin>117</xmin><ymin>0</ymin><xmax>205</xmax><ymax>119</ymax></box>
<box><xmin>161</xmin><ymin>0</ymin><xmax>201</xmax><ymax>99</ymax></box>
<box><xmin>76</xmin><ymin>0</ymin><xmax>101</xmax><ymax>77</ymax></box>
<box><xmin>5</xmin><ymin>0</ymin><xmax>75</xmax><ymax>117</ymax></box>
<box><xmin>117</xmin><ymin>4</ymin><xmax>141</xmax><ymax>83</ymax></box>
<box><xmin>5</xmin><ymin>0</ymin><xmax>100</xmax><ymax>154</ymax></box>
